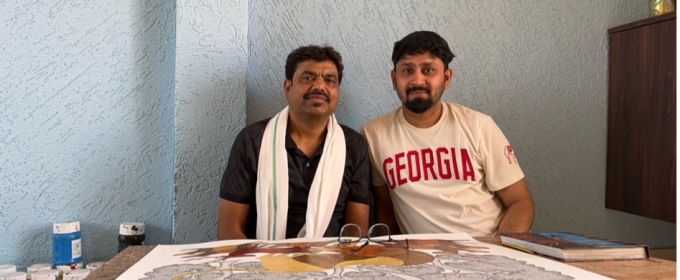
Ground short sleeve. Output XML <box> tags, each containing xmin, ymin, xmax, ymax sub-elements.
<box><xmin>347</xmin><ymin>134</ymin><xmax>372</xmax><ymax>205</ymax></box>
<box><xmin>359</xmin><ymin>125</ymin><xmax>388</xmax><ymax>187</ymax></box>
<box><xmin>479</xmin><ymin>117</ymin><xmax>525</xmax><ymax>192</ymax></box>
<box><xmin>219</xmin><ymin>129</ymin><xmax>257</xmax><ymax>203</ymax></box>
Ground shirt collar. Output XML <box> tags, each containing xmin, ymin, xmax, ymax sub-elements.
<box><xmin>285</xmin><ymin>128</ymin><xmax>326</xmax><ymax>157</ymax></box>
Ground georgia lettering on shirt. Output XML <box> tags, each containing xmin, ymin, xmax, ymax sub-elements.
<box><xmin>382</xmin><ymin>146</ymin><xmax>475</xmax><ymax>189</ymax></box>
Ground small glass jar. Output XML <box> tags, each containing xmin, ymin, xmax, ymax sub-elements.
<box><xmin>118</xmin><ymin>222</ymin><xmax>146</xmax><ymax>252</ymax></box>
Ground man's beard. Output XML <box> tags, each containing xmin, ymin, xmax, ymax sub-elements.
<box><xmin>403</xmin><ymin>85</ymin><xmax>436</xmax><ymax>114</ymax></box>
<box><xmin>404</xmin><ymin>98</ymin><xmax>434</xmax><ymax>113</ymax></box>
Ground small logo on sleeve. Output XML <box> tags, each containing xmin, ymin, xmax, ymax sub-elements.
<box><xmin>504</xmin><ymin>145</ymin><xmax>517</xmax><ymax>164</ymax></box>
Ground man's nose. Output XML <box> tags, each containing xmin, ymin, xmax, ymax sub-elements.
<box><xmin>410</xmin><ymin>71</ymin><xmax>426</xmax><ymax>86</ymax></box>
<box><xmin>311</xmin><ymin>78</ymin><xmax>327</xmax><ymax>92</ymax></box>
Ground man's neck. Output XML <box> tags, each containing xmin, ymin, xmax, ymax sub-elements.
<box><xmin>402</xmin><ymin>101</ymin><xmax>443</xmax><ymax>128</ymax></box>
<box><xmin>288</xmin><ymin>112</ymin><xmax>329</xmax><ymax>157</ymax></box>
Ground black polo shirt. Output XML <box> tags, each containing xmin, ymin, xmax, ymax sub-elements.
<box><xmin>219</xmin><ymin>118</ymin><xmax>371</xmax><ymax>239</ymax></box>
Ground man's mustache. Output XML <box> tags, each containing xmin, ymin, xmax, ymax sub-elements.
<box><xmin>303</xmin><ymin>90</ymin><xmax>330</xmax><ymax>102</ymax></box>
<box><xmin>406</xmin><ymin>85</ymin><xmax>431</xmax><ymax>95</ymax></box>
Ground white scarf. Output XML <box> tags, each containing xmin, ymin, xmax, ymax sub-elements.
<box><xmin>255</xmin><ymin>106</ymin><xmax>346</xmax><ymax>240</ymax></box>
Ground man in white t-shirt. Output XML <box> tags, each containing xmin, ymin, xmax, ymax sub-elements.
<box><xmin>360</xmin><ymin>31</ymin><xmax>534</xmax><ymax>237</ymax></box>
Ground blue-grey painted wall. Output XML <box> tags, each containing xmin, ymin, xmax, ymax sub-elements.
<box><xmin>1</xmin><ymin>1</ymin><xmax>175</xmax><ymax>267</ymax></box>
<box><xmin>0</xmin><ymin>0</ymin><xmax>672</xmax><ymax>270</ymax></box>
<box><xmin>173</xmin><ymin>0</ymin><xmax>247</xmax><ymax>244</ymax></box>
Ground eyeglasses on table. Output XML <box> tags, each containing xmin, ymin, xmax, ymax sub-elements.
<box><xmin>337</xmin><ymin>223</ymin><xmax>409</xmax><ymax>252</ymax></box>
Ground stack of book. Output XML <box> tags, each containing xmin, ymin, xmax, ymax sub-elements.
<box><xmin>500</xmin><ymin>232</ymin><xmax>649</xmax><ymax>262</ymax></box>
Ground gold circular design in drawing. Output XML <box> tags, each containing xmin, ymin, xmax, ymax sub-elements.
<box><xmin>259</xmin><ymin>254</ymin><xmax>325</xmax><ymax>272</ymax></box>
<box><xmin>335</xmin><ymin>256</ymin><xmax>403</xmax><ymax>267</ymax></box>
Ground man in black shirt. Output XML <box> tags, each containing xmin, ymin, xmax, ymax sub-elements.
<box><xmin>217</xmin><ymin>45</ymin><xmax>371</xmax><ymax>240</ymax></box>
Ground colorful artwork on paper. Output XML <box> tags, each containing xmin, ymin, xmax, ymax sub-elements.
<box><xmin>117</xmin><ymin>233</ymin><xmax>612</xmax><ymax>280</ymax></box>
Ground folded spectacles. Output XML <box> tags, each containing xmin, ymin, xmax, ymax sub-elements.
<box><xmin>337</xmin><ymin>223</ymin><xmax>409</xmax><ymax>252</ymax></box>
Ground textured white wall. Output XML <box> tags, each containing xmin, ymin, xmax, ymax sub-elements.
<box><xmin>247</xmin><ymin>1</ymin><xmax>648</xmax><ymax>236</ymax></box>
<box><xmin>173</xmin><ymin>0</ymin><xmax>247</xmax><ymax>243</ymax></box>
<box><xmin>0</xmin><ymin>0</ymin><xmax>175</xmax><ymax>267</ymax></box>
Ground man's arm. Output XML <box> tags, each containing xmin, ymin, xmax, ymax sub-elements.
<box><xmin>217</xmin><ymin>198</ymin><xmax>250</xmax><ymax>240</ymax></box>
<box><xmin>373</xmin><ymin>184</ymin><xmax>401</xmax><ymax>235</ymax></box>
<box><xmin>496</xmin><ymin>178</ymin><xmax>534</xmax><ymax>234</ymax></box>
<box><xmin>344</xmin><ymin>132</ymin><xmax>375</xmax><ymax>235</ymax></box>
<box><xmin>216</xmin><ymin>126</ymin><xmax>257</xmax><ymax>240</ymax></box>
<box><xmin>344</xmin><ymin>201</ymin><xmax>369</xmax><ymax>235</ymax></box>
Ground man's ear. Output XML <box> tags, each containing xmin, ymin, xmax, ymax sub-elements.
<box><xmin>390</xmin><ymin>70</ymin><xmax>397</xmax><ymax>90</ymax></box>
<box><xmin>443</xmin><ymin>68</ymin><xmax>453</xmax><ymax>89</ymax></box>
<box><xmin>283</xmin><ymin>79</ymin><xmax>292</xmax><ymax>100</ymax></box>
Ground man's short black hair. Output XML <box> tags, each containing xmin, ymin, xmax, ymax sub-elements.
<box><xmin>285</xmin><ymin>45</ymin><xmax>344</xmax><ymax>83</ymax></box>
<box><xmin>392</xmin><ymin>31</ymin><xmax>455</xmax><ymax>69</ymax></box>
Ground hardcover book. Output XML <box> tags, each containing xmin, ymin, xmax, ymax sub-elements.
<box><xmin>500</xmin><ymin>232</ymin><xmax>650</xmax><ymax>262</ymax></box>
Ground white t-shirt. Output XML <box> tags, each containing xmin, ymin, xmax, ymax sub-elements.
<box><xmin>360</xmin><ymin>102</ymin><xmax>524</xmax><ymax>237</ymax></box>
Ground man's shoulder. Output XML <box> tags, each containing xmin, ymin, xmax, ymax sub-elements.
<box><xmin>444</xmin><ymin>101</ymin><xmax>488</xmax><ymax>116</ymax></box>
<box><xmin>338</xmin><ymin>123</ymin><xmax>359</xmax><ymax>136</ymax></box>
<box><xmin>360</xmin><ymin>108</ymin><xmax>400</xmax><ymax>133</ymax></box>
<box><xmin>443</xmin><ymin>102</ymin><xmax>492</xmax><ymax>125</ymax></box>
<box><xmin>238</xmin><ymin>118</ymin><xmax>272</xmax><ymax>140</ymax></box>
<box><xmin>338</xmin><ymin>123</ymin><xmax>366</xmax><ymax>146</ymax></box>
<box><xmin>246</xmin><ymin>118</ymin><xmax>272</xmax><ymax>130</ymax></box>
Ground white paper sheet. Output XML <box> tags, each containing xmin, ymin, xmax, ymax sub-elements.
<box><xmin>117</xmin><ymin>233</ymin><xmax>612</xmax><ymax>280</ymax></box>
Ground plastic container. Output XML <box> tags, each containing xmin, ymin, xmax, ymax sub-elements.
<box><xmin>61</xmin><ymin>269</ymin><xmax>89</xmax><ymax>280</ymax></box>
<box><xmin>85</xmin><ymin>261</ymin><xmax>105</xmax><ymax>271</ymax></box>
<box><xmin>26</xmin><ymin>263</ymin><xmax>51</xmax><ymax>280</ymax></box>
<box><xmin>0</xmin><ymin>272</ymin><xmax>26</xmax><ymax>280</ymax></box>
<box><xmin>118</xmin><ymin>222</ymin><xmax>145</xmax><ymax>252</ymax></box>
<box><xmin>0</xmin><ymin>266</ymin><xmax>16</xmax><ymax>274</ymax></box>
<box><xmin>54</xmin><ymin>263</ymin><xmax>82</xmax><ymax>279</ymax></box>
<box><xmin>52</xmin><ymin>222</ymin><xmax>82</xmax><ymax>266</ymax></box>
<box><xmin>28</xmin><ymin>270</ymin><xmax>58</xmax><ymax>280</ymax></box>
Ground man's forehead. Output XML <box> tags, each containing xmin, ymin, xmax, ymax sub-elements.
<box><xmin>397</xmin><ymin>52</ymin><xmax>442</xmax><ymax>66</ymax></box>
<box><xmin>295</xmin><ymin>60</ymin><xmax>338</xmax><ymax>74</ymax></box>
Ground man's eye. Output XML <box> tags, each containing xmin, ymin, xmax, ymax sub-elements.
<box><xmin>424</xmin><ymin>68</ymin><xmax>434</xmax><ymax>73</ymax></box>
<box><xmin>325</xmin><ymin>78</ymin><xmax>337</xmax><ymax>85</ymax></box>
<box><xmin>402</xmin><ymin>69</ymin><xmax>413</xmax><ymax>74</ymax></box>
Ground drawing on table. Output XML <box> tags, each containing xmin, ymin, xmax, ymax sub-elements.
<box><xmin>174</xmin><ymin>238</ymin><xmax>487</xmax><ymax>271</ymax></box>
<box><xmin>117</xmin><ymin>233</ymin><xmax>612</xmax><ymax>280</ymax></box>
